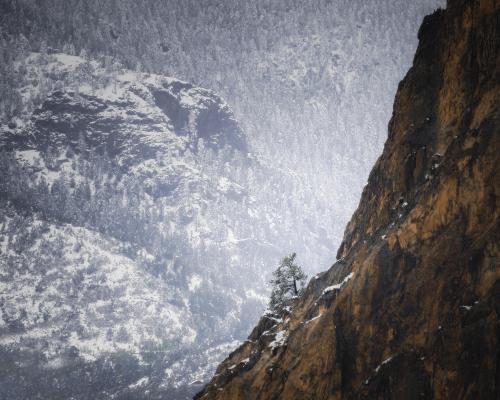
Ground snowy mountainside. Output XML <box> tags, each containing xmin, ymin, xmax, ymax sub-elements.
<box><xmin>0</xmin><ymin>215</ymin><xmax>195</xmax><ymax>356</ymax></box>
<box><xmin>0</xmin><ymin>53</ymin><xmax>278</xmax><ymax>399</ymax></box>
<box><xmin>0</xmin><ymin>0</ymin><xmax>445</xmax><ymax>274</ymax></box>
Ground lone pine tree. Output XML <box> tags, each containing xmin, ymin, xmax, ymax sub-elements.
<box><xmin>269</xmin><ymin>252</ymin><xmax>307</xmax><ymax>312</ymax></box>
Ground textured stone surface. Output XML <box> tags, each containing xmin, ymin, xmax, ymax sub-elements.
<box><xmin>196</xmin><ymin>1</ymin><xmax>500</xmax><ymax>398</ymax></box>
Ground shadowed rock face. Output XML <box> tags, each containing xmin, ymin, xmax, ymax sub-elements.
<box><xmin>1</xmin><ymin>75</ymin><xmax>246</xmax><ymax>167</ymax></box>
<box><xmin>196</xmin><ymin>1</ymin><xmax>500</xmax><ymax>399</ymax></box>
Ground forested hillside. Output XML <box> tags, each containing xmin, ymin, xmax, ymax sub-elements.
<box><xmin>1</xmin><ymin>0</ymin><xmax>444</xmax><ymax>268</ymax></box>
<box><xmin>0</xmin><ymin>53</ymin><xmax>267</xmax><ymax>399</ymax></box>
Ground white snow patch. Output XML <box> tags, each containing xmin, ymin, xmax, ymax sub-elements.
<box><xmin>129</xmin><ymin>376</ymin><xmax>149</xmax><ymax>389</ymax></box>
<box><xmin>16</xmin><ymin>149</ymin><xmax>40</xmax><ymax>163</ymax></box>
<box><xmin>375</xmin><ymin>356</ymin><xmax>393</xmax><ymax>373</ymax></box>
<box><xmin>188</xmin><ymin>274</ymin><xmax>203</xmax><ymax>292</ymax></box>
<box><xmin>322</xmin><ymin>272</ymin><xmax>354</xmax><ymax>295</ymax></box>
<box><xmin>227</xmin><ymin>228</ymin><xmax>238</xmax><ymax>245</ymax></box>
<box><xmin>54</xmin><ymin>53</ymin><xmax>85</xmax><ymax>68</ymax></box>
<box><xmin>269</xmin><ymin>330</ymin><xmax>287</xmax><ymax>350</ymax></box>
<box><xmin>304</xmin><ymin>314</ymin><xmax>323</xmax><ymax>324</ymax></box>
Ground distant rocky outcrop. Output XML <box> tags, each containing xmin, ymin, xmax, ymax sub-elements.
<box><xmin>2</xmin><ymin>63</ymin><xmax>246</xmax><ymax>162</ymax></box>
<box><xmin>196</xmin><ymin>1</ymin><xmax>500</xmax><ymax>399</ymax></box>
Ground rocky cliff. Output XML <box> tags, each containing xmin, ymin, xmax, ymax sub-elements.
<box><xmin>196</xmin><ymin>1</ymin><xmax>500</xmax><ymax>399</ymax></box>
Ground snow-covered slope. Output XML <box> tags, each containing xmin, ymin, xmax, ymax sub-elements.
<box><xmin>0</xmin><ymin>53</ymin><xmax>272</xmax><ymax>399</ymax></box>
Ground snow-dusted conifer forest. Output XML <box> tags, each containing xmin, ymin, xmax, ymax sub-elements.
<box><xmin>0</xmin><ymin>1</ymin><xmax>443</xmax><ymax>398</ymax></box>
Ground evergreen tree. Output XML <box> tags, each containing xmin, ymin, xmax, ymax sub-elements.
<box><xmin>269</xmin><ymin>252</ymin><xmax>307</xmax><ymax>312</ymax></box>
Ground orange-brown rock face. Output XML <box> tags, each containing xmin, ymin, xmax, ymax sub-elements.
<box><xmin>196</xmin><ymin>1</ymin><xmax>500</xmax><ymax>399</ymax></box>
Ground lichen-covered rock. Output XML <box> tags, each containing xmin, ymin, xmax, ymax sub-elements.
<box><xmin>196</xmin><ymin>1</ymin><xmax>500</xmax><ymax>399</ymax></box>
